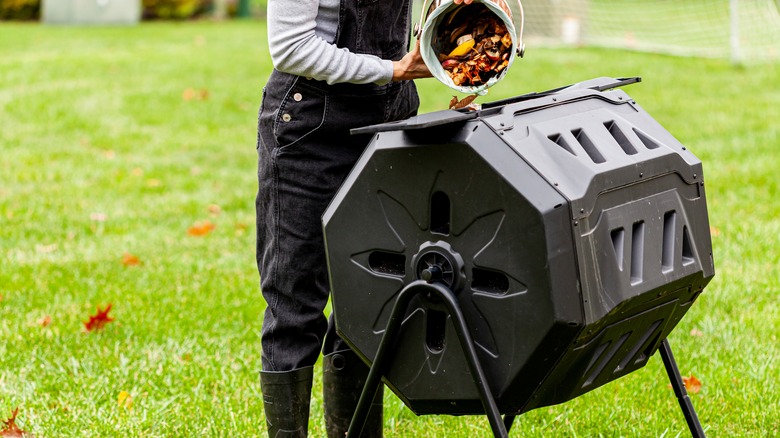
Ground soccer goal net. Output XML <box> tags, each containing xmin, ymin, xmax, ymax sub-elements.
<box><xmin>520</xmin><ymin>0</ymin><xmax>780</xmax><ymax>63</ymax></box>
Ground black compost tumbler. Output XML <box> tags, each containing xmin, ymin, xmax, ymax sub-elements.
<box><xmin>322</xmin><ymin>77</ymin><xmax>714</xmax><ymax>437</ymax></box>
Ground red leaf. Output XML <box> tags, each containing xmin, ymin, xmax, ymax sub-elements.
<box><xmin>121</xmin><ymin>253</ymin><xmax>141</xmax><ymax>266</ymax></box>
<box><xmin>1</xmin><ymin>407</ymin><xmax>28</xmax><ymax>437</ymax></box>
<box><xmin>84</xmin><ymin>304</ymin><xmax>114</xmax><ymax>332</ymax></box>
<box><xmin>187</xmin><ymin>220</ymin><xmax>215</xmax><ymax>237</ymax></box>
<box><xmin>37</xmin><ymin>315</ymin><xmax>52</xmax><ymax>327</ymax></box>
<box><xmin>683</xmin><ymin>374</ymin><xmax>702</xmax><ymax>394</ymax></box>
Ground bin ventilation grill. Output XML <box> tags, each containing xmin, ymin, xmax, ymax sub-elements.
<box><xmin>546</xmin><ymin>120</ymin><xmax>665</xmax><ymax>164</ymax></box>
<box><xmin>608</xmin><ymin>209</ymin><xmax>698</xmax><ymax>285</ymax></box>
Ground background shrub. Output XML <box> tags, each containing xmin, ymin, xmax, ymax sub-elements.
<box><xmin>0</xmin><ymin>0</ymin><xmax>40</xmax><ymax>20</ymax></box>
<box><xmin>142</xmin><ymin>0</ymin><xmax>212</xmax><ymax>20</ymax></box>
<box><xmin>0</xmin><ymin>0</ymin><xmax>267</xmax><ymax>20</ymax></box>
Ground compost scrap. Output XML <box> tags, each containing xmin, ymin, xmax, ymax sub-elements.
<box><xmin>435</xmin><ymin>3</ymin><xmax>512</xmax><ymax>87</ymax></box>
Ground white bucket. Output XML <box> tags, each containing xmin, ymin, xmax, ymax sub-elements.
<box><xmin>417</xmin><ymin>0</ymin><xmax>525</xmax><ymax>95</ymax></box>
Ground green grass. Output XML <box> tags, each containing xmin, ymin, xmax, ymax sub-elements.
<box><xmin>1</xmin><ymin>20</ymin><xmax>778</xmax><ymax>437</ymax></box>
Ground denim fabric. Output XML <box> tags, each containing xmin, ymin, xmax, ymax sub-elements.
<box><xmin>256</xmin><ymin>70</ymin><xmax>418</xmax><ymax>371</ymax></box>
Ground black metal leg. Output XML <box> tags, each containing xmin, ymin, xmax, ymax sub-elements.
<box><xmin>659</xmin><ymin>339</ymin><xmax>705</xmax><ymax>438</ymax></box>
<box><xmin>345</xmin><ymin>282</ymin><xmax>417</xmax><ymax>437</ymax></box>
<box><xmin>503</xmin><ymin>415</ymin><xmax>516</xmax><ymax>433</ymax></box>
<box><xmin>346</xmin><ymin>280</ymin><xmax>509</xmax><ymax>438</ymax></box>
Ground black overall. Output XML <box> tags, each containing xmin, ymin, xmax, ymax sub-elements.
<box><xmin>256</xmin><ymin>0</ymin><xmax>419</xmax><ymax>372</ymax></box>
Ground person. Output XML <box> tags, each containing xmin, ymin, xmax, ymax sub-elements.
<box><xmin>255</xmin><ymin>0</ymin><xmax>473</xmax><ymax>436</ymax></box>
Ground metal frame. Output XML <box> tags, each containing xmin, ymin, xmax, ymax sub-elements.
<box><xmin>345</xmin><ymin>280</ymin><xmax>706</xmax><ymax>437</ymax></box>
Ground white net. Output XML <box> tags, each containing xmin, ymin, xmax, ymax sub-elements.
<box><xmin>519</xmin><ymin>0</ymin><xmax>780</xmax><ymax>63</ymax></box>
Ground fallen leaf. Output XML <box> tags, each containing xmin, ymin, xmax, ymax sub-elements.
<box><xmin>690</xmin><ymin>328</ymin><xmax>704</xmax><ymax>337</ymax></box>
<box><xmin>207</xmin><ymin>204</ymin><xmax>221</xmax><ymax>215</ymax></box>
<box><xmin>682</xmin><ymin>374</ymin><xmax>701</xmax><ymax>394</ymax></box>
<box><xmin>121</xmin><ymin>253</ymin><xmax>141</xmax><ymax>267</ymax></box>
<box><xmin>117</xmin><ymin>391</ymin><xmax>133</xmax><ymax>410</ymax></box>
<box><xmin>182</xmin><ymin>88</ymin><xmax>209</xmax><ymax>101</ymax></box>
<box><xmin>187</xmin><ymin>220</ymin><xmax>215</xmax><ymax>237</ymax></box>
<box><xmin>710</xmin><ymin>226</ymin><xmax>720</xmax><ymax>237</ymax></box>
<box><xmin>84</xmin><ymin>304</ymin><xmax>114</xmax><ymax>332</ymax></box>
<box><xmin>38</xmin><ymin>315</ymin><xmax>52</xmax><ymax>327</ymax></box>
<box><xmin>1</xmin><ymin>407</ymin><xmax>28</xmax><ymax>437</ymax></box>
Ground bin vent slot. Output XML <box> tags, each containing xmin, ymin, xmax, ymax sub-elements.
<box><xmin>431</xmin><ymin>191</ymin><xmax>450</xmax><ymax>235</ymax></box>
<box><xmin>572</xmin><ymin>128</ymin><xmax>606</xmax><ymax>163</ymax></box>
<box><xmin>662</xmin><ymin>211</ymin><xmax>676</xmax><ymax>273</ymax></box>
<box><xmin>633</xmin><ymin>128</ymin><xmax>661</xmax><ymax>150</ymax></box>
<box><xmin>426</xmin><ymin>309</ymin><xmax>447</xmax><ymax>353</ymax></box>
<box><xmin>611</xmin><ymin>227</ymin><xmax>625</xmax><ymax>271</ymax></box>
<box><xmin>630</xmin><ymin>221</ymin><xmax>645</xmax><ymax>285</ymax></box>
<box><xmin>604</xmin><ymin>121</ymin><xmax>638</xmax><ymax>155</ymax></box>
<box><xmin>368</xmin><ymin>251</ymin><xmax>406</xmax><ymax>277</ymax></box>
<box><xmin>682</xmin><ymin>225</ymin><xmax>695</xmax><ymax>266</ymax></box>
<box><xmin>583</xmin><ymin>332</ymin><xmax>631</xmax><ymax>388</ymax></box>
<box><xmin>472</xmin><ymin>268</ymin><xmax>510</xmax><ymax>294</ymax></box>
<box><xmin>547</xmin><ymin>134</ymin><xmax>577</xmax><ymax>156</ymax></box>
<box><xmin>615</xmin><ymin>319</ymin><xmax>662</xmax><ymax>373</ymax></box>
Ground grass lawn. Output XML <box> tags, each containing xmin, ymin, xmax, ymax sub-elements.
<box><xmin>1</xmin><ymin>19</ymin><xmax>778</xmax><ymax>437</ymax></box>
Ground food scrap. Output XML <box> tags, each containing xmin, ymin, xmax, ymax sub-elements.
<box><xmin>435</xmin><ymin>3</ymin><xmax>512</xmax><ymax>87</ymax></box>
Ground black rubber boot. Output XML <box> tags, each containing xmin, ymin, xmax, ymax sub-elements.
<box><xmin>323</xmin><ymin>350</ymin><xmax>383</xmax><ymax>438</ymax></box>
<box><xmin>260</xmin><ymin>366</ymin><xmax>314</xmax><ymax>437</ymax></box>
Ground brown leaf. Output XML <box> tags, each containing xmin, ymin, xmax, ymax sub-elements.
<box><xmin>121</xmin><ymin>253</ymin><xmax>141</xmax><ymax>267</ymax></box>
<box><xmin>187</xmin><ymin>220</ymin><xmax>216</xmax><ymax>237</ymax></box>
<box><xmin>207</xmin><ymin>204</ymin><xmax>221</xmax><ymax>216</ymax></box>
<box><xmin>710</xmin><ymin>226</ymin><xmax>720</xmax><ymax>237</ymax></box>
<box><xmin>1</xmin><ymin>407</ymin><xmax>28</xmax><ymax>437</ymax></box>
<box><xmin>451</xmin><ymin>94</ymin><xmax>478</xmax><ymax>109</ymax></box>
<box><xmin>37</xmin><ymin>315</ymin><xmax>52</xmax><ymax>327</ymax></box>
<box><xmin>683</xmin><ymin>374</ymin><xmax>702</xmax><ymax>394</ymax></box>
<box><xmin>84</xmin><ymin>304</ymin><xmax>114</xmax><ymax>332</ymax></box>
<box><xmin>182</xmin><ymin>88</ymin><xmax>209</xmax><ymax>101</ymax></box>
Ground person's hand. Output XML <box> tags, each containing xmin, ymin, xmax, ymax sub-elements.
<box><xmin>392</xmin><ymin>39</ymin><xmax>433</xmax><ymax>81</ymax></box>
<box><xmin>452</xmin><ymin>0</ymin><xmax>474</xmax><ymax>4</ymax></box>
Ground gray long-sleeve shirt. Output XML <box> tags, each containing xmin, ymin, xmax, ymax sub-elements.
<box><xmin>267</xmin><ymin>0</ymin><xmax>395</xmax><ymax>85</ymax></box>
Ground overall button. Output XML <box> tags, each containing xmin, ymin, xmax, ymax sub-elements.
<box><xmin>293</xmin><ymin>93</ymin><xmax>303</xmax><ymax>102</ymax></box>
<box><xmin>282</xmin><ymin>113</ymin><xmax>292</xmax><ymax>122</ymax></box>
